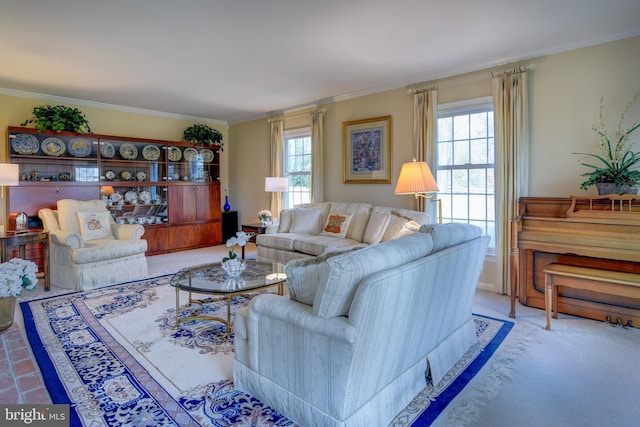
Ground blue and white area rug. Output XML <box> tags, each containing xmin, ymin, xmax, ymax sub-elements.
<box><xmin>21</xmin><ymin>276</ymin><xmax>528</xmax><ymax>427</ymax></box>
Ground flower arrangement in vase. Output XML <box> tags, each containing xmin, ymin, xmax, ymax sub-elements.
<box><xmin>257</xmin><ymin>209</ymin><xmax>272</xmax><ymax>227</ymax></box>
<box><xmin>576</xmin><ymin>92</ymin><xmax>640</xmax><ymax>194</ymax></box>
<box><xmin>0</xmin><ymin>258</ymin><xmax>38</xmax><ymax>335</ymax></box>
<box><xmin>222</xmin><ymin>231</ymin><xmax>254</xmax><ymax>278</ymax></box>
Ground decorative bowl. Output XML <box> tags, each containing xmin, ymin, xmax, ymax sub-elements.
<box><xmin>221</xmin><ymin>259</ymin><xmax>246</xmax><ymax>278</ymax></box>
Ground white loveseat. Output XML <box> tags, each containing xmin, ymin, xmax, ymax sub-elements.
<box><xmin>256</xmin><ymin>201</ymin><xmax>431</xmax><ymax>264</ymax></box>
<box><xmin>234</xmin><ymin>223</ymin><xmax>489</xmax><ymax>427</ymax></box>
<box><xmin>39</xmin><ymin>199</ymin><xmax>148</xmax><ymax>291</ymax></box>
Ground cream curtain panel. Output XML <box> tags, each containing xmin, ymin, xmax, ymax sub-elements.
<box><xmin>269</xmin><ymin>118</ymin><xmax>285</xmax><ymax>216</ymax></box>
<box><xmin>310</xmin><ymin>109</ymin><xmax>325</xmax><ymax>203</ymax></box>
<box><xmin>412</xmin><ymin>87</ymin><xmax>438</xmax><ymax>213</ymax></box>
<box><xmin>492</xmin><ymin>66</ymin><xmax>529</xmax><ymax>295</ymax></box>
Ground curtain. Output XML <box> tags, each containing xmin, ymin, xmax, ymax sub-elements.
<box><xmin>413</xmin><ymin>87</ymin><xmax>438</xmax><ymax>215</ymax></box>
<box><xmin>269</xmin><ymin>118</ymin><xmax>284</xmax><ymax>216</ymax></box>
<box><xmin>492</xmin><ymin>66</ymin><xmax>529</xmax><ymax>295</ymax></box>
<box><xmin>310</xmin><ymin>109</ymin><xmax>325</xmax><ymax>203</ymax></box>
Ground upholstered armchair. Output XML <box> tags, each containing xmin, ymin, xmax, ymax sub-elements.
<box><xmin>38</xmin><ymin>199</ymin><xmax>148</xmax><ymax>291</ymax></box>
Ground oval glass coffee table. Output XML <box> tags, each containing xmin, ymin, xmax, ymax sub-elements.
<box><xmin>170</xmin><ymin>260</ymin><xmax>286</xmax><ymax>339</ymax></box>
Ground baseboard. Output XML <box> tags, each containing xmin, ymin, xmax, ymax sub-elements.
<box><xmin>476</xmin><ymin>281</ymin><xmax>497</xmax><ymax>292</ymax></box>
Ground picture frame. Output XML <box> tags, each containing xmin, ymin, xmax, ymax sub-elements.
<box><xmin>343</xmin><ymin>115</ymin><xmax>392</xmax><ymax>183</ymax></box>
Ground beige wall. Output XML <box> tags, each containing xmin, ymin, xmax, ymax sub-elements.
<box><xmin>0</xmin><ymin>95</ymin><xmax>228</xmax><ymax>225</ymax></box>
<box><xmin>229</xmin><ymin>36</ymin><xmax>640</xmax><ymax>290</ymax></box>
<box><xmin>2</xmin><ymin>36</ymin><xmax>638</xmax><ymax>290</ymax></box>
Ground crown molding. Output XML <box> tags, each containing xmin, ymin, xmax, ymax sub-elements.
<box><xmin>0</xmin><ymin>87</ymin><xmax>228</xmax><ymax>126</ymax></box>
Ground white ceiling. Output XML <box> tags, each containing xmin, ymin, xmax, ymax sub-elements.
<box><xmin>1</xmin><ymin>0</ymin><xmax>639</xmax><ymax>124</ymax></box>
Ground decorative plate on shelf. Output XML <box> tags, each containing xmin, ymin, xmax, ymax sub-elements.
<box><xmin>120</xmin><ymin>170</ymin><xmax>132</xmax><ymax>181</ymax></box>
<box><xmin>200</xmin><ymin>148</ymin><xmax>214</xmax><ymax>163</ymax></box>
<box><xmin>100</xmin><ymin>142</ymin><xmax>115</xmax><ymax>158</ymax></box>
<box><xmin>41</xmin><ymin>137</ymin><xmax>66</xmax><ymax>156</ymax></box>
<box><xmin>11</xmin><ymin>134</ymin><xmax>39</xmax><ymax>155</ymax></box>
<box><xmin>167</xmin><ymin>146</ymin><xmax>182</xmax><ymax>161</ymax></box>
<box><xmin>139</xmin><ymin>190</ymin><xmax>151</xmax><ymax>204</ymax></box>
<box><xmin>68</xmin><ymin>138</ymin><xmax>92</xmax><ymax>157</ymax></box>
<box><xmin>136</xmin><ymin>171</ymin><xmax>147</xmax><ymax>181</ymax></box>
<box><xmin>142</xmin><ymin>145</ymin><xmax>161</xmax><ymax>161</ymax></box>
<box><xmin>124</xmin><ymin>191</ymin><xmax>138</xmax><ymax>203</ymax></box>
<box><xmin>105</xmin><ymin>170</ymin><xmax>116</xmax><ymax>180</ymax></box>
<box><xmin>183</xmin><ymin>147</ymin><xmax>198</xmax><ymax>162</ymax></box>
<box><xmin>110</xmin><ymin>192</ymin><xmax>123</xmax><ymax>203</ymax></box>
<box><xmin>119</xmin><ymin>143</ymin><xmax>138</xmax><ymax>160</ymax></box>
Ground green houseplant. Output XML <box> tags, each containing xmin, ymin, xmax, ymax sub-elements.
<box><xmin>182</xmin><ymin>123</ymin><xmax>223</xmax><ymax>148</ymax></box>
<box><xmin>21</xmin><ymin>105</ymin><xmax>92</xmax><ymax>133</ymax></box>
<box><xmin>577</xmin><ymin>92</ymin><xmax>640</xmax><ymax>194</ymax></box>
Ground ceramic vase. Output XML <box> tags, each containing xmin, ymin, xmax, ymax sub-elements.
<box><xmin>0</xmin><ymin>296</ymin><xmax>16</xmax><ymax>335</ymax></box>
<box><xmin>223</xmin><ymin>195</ymin><xmax>231</xmax><ymax>212</ymax></box>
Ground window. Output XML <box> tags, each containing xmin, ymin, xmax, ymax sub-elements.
<box><xmin>283</xmin><ymin>127</ymin><xmax>312</xmax><ymax>208</ymax></box>
<box><xmin>437</xmin><ymin>100</ymin><xmax>495</xmax><ymax>250</ymax></box>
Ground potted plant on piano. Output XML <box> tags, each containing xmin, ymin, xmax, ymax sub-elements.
<box><xmin>577</xmin><ymin>92</ymin><xmax>640</xmax><ymax>195</ymax></box>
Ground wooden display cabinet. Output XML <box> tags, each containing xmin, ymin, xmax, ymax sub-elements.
<box><xmin>7</xmin><ymin>127</ymin><xmax>222</xmax><ymax>256</ymax></box>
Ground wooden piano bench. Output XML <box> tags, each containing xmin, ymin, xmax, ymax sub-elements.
<box><xmin>543</xmin><ymin>264</ymin><xmax>640</xmax><ymax>330</ymax></box>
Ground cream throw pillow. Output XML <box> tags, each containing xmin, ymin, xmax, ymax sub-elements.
<box><xmin>320</xmin><ymin>213</ymin><xmax>352</xmax><ymax>238</ymax></box>
<box><xmin>290</xmin><ymin>207</ymin><xmax>325</xmax><ymax>235</ymax></box>
<box><xmin>381</xmin><ymin>212</ymin><xmax>420</xmax><ymax>242</ymax></box>
<box><xmin>77</xmin><ymin>211</ymin><xmax>114</xmax><ymax>240</ymax></box>
<box><xmin>363</xmin><ymin>211</ymin><xmax>391</xmax><ymax>244</ymax></box>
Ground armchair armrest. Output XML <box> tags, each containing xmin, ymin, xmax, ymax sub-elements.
<box><xmin>111</xmin><ymin>224</ymin><xmax>145</xmax><ymax>240</ymax></box>
<box><xmin>49</xmin><ymin>230</ymin><xmax>84</xmax><ymax>249</ymax></box>
<box><xmin>248</xmin><ymin>294</ymin><xmax>356</xmax><ymax>343</ymax></box>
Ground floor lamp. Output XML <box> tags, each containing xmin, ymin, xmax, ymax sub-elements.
<box><xmin>394</xmin><ymin>158</ymin><xmax>442</xmax><ymax>223</ymax></box>
<box><xmin>265</xmin><ymin>177</ymin><xmax>288</xmax><ymax>220</ymax></box>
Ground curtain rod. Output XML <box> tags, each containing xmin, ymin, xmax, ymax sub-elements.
<box><xmin>267</xmin><ymin>107</ymin><xmax>326</xmax><ymax>122</ymax></box>
<box><xmin>406</xmin><ymin>84</ymin><xmax>438</xmax><ymax>95</ymax></box>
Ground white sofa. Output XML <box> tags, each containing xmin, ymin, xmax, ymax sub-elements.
<box><xmin>39</xmin><ymin>199</ymin><xmax>148</xmax><ymax>291</ymax></box>
<box><xmin>234</xmin><ymin>223</ymin><xmax>489</xmax><ymax>427</ymax></box>
<box><xmin>256</xmin><ymin>201</ymin><xmax>431</xmax><ymax>264</ymax></box>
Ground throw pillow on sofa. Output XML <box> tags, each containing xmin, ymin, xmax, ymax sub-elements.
<box><xmin>362</xmin><ymin>211</ymin><xmax>391</xmax><ymax>245</ymax></box>
<box><xmin>290</xmin><ymin>207</ymin><xmax>327</xmax><ymax>235</ymax></box>
<box><xmin>320</xmin><ymin>213</ymin><xmax>353</xmax><ymax>238</ymax></box>
<box><xmin>381</xmin><ymin>211</ymin><xmax>421</xmax><ymax>242</ymax></box>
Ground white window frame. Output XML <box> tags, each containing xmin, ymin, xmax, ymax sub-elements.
<box><xmin>283</xmin><ymin>127</ymin><xmax>312</xmax><ymax>209</ymax></box>
<box><xmin>437</xmin><ymin>96</ymin><xmax>495</xmax><ymax>252</ymax></box>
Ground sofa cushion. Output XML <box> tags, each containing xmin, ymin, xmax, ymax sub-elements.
<box><xmin>420</xmin><ymin>223</ymin><xmax>483</xmax><ymax>252</ymax></box>
<box><xmin>320</xmin><ymin>213</ymin><xmax>353</xmax><ymax>238</ymax></box>
<box><xmin>381</xmin><ymin>212</ymin><xmax>421</xmax><ymax>242</ymax></box>
<box><xmin>278</xmin><ymin>209</ymin><xmax>294</xmax><ymax>233</ymax></box>
<box><xmin>313</xmin><ymin>232</ymin><xmax>434</xmax><ymax>318</ymax></box>
<box><xmin>371</xmin><ymin>205</ymin><xmax>430</xmax><ymax>225</ymax></box>
<box><xmin>285</xmin><ymin>247</ymin><xmax>361</xmax><ymax>306</ymax></box>
<box><xmin>362</xmin><ymin>211</ymin><xmax>391</xmax><ymax>245</ymax></box>
<box><xmin>293</xmin><ymin>234</ymin><xmax>363</xmax><ymax>256</ymax></box>
<box><xmin>256</xmin><ymin>233</ymin><xmax>302</xmax><ymax>251</ymax></box>
<box><xmin>70</xmin><ymin>238</ymin><xmax>148</xmax><ymax>264</ymax></box>
<box><xmin>290</xmin><ymin>207</ymin><xmax>326</xmax><ymax>235</ymax></box>
<box><xmin>328</xmin><ymin>202</ymin><xmax>373</xmax><ymax>242</ymax></box>
<box><xmin>57</xmin><ymin>199</ymin><xmax>109</xmax><ymax>234</ymax></box>
<box><xmin>77</xmin><ymin>211</ymin><xmax>114</xmax><ymax>241</ymax></box>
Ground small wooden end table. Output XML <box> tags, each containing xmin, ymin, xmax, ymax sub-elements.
<box><xmin>0</xmin><ymin>230</ymin><xmax>50</xmax><ymax>291</ymax></box>
<box><xmin>240</xmin><ymin>223</ymin><xmax>267</xmax><ymax>259</ymax></box>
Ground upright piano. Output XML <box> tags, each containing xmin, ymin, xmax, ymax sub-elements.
<box><xmin>510</xmin><ymin>195</ymin><xmax>640</xmax><ymax>326</ymax></box>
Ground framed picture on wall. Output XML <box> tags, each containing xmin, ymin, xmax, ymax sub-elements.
<box><xmin>342</xmin><ymin>115</ymin><xmax>392</xmax><ymax>183</ymax></box>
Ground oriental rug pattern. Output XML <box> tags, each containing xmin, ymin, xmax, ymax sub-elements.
<box><xmin>21</xmin><ymin>276</ymin><xmax>519</xmax><ymax>426</ymax></box>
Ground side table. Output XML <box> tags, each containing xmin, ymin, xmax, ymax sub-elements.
<box><xmin>0</xmin><ymin>230</ymin><xmax>50</xmax><ymax>291</ymax></box>
<box><xmin>241</xmin><ymin>223</ymin><xmax>267</xmax><ymax>259</ymax></box>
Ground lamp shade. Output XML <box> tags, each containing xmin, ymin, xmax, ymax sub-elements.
<box><xmin>0</xmin><ymin>163</ymin><xmax>19</xmax><ymax>186</ymax></box>
<box><xmin>265</xmin><ymin>177</ymin><xmax>288</xmax><ymax>192</ymax></box>
<box><xmin>394</xmin><ymin>161</ymin><xmax>439</xmax><ymax>194</ymax></box>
